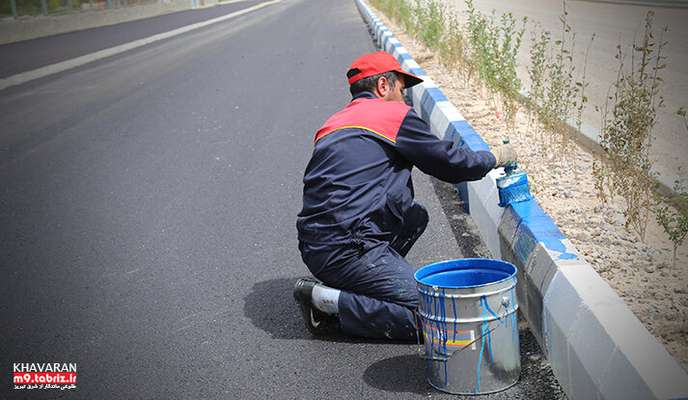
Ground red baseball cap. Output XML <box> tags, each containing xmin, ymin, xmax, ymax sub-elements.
<box><xmin>346</xmin><ymin>51</ymin><xmax>423</xmax><ymax>88</ymax></box>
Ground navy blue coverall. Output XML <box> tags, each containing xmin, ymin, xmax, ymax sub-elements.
<box><xmin>297</xmin><ymin>91</ymin><xmax>496</xmax><ymax>340</ymax></box>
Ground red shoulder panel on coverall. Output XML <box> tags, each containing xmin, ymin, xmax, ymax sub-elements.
<box><xmin>314</xmin><ymin>97</ymin><xmax>411</xmax><ymax>144</ymax></box>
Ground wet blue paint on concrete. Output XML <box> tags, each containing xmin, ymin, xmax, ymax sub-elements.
<box><xmin>445</xmin><ymin>120</ymin><xmax>490</xmax><ymax>152</ymax></box>
<box><xmin>510</xmin><ymin>200</ymin><xmax>578</xmax><ymax>261</ymax></box>
<box><xmin>497</xmin><ymin>171</ymin><xmax>534</xmax><ymax>207</ymax></box>
<box><xmin>408</xmin><ymin>67</ymin><xmax>425</xmax><ymax>77</ymax></box>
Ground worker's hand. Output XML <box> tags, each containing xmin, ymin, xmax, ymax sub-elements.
<box><xmin>492</xmin><ymin>143</ymin><xmax>517</xmax><ymax>168</ymax></box>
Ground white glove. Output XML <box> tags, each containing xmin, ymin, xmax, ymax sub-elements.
<box><xmin>492</xmin><ymin>144</ymin><xmax>517</xmax><ymax>167</ymax></box>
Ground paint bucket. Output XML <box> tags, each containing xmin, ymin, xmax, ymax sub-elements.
<box><xmin>414</xmin><ymin>258</ymin><xmax>520</xmax><ymax>394</ymax></box>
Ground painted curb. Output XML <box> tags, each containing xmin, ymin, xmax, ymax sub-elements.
<box><xmin>353</xmin><ymin>1</ymin><xmax>688</xmax><ymax>399</ymax></box>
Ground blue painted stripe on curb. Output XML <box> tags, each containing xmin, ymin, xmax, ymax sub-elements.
<box><xmin>419</xmin><ymin>91</ymin><xmax>434</xmax><ymax>121</ymax></box>
<box><xmin>453</xmin><ymin>122</ymin><xmax>474</xmax><ymax>137</ymax></box>
<box><xmin>463</xmin><ymin>137</ymin><xmax>489</xmax><ymax>153</ymax></box>
<box><xmin>513</xmin><ymin>221</ymin><xmax>539</xmax><ymax>265</ymax></box>
<box><xmin>377</xmin><ymin>30</ymin><xmax>386</xmax><ymax>46</ymax></box>
<box><xmin>382</xmin><ymin>35</ymin><xmax>392</xmax><ymax>51</ymax></box>
<box><xmin>447</xmin><ymin>121</ymin><xmax>490</xmax><ymax>152</ymax></box>
<box><xmin>510</xmin><ymin>200</ymin><xmax>578</xmax><ymax>261</ymax></box>
<box><xmin>393</xmin><ymin>53</ymin><xmax>408</xmax><ymax>65</ymax></box>
<box><xmin>398</xmin><ymin>52</ymin><xmax>412</xmax><ymax>60</ymax></box>
<box><xmin>417</xmin><ymin>87</ymin><xmax>446</xmax><ymax>121</ymax></box>
<box><xmin>385</xmin><ymin>40</ymin><xmax>395</xmax><ymax>53</ymax></box>
<box><xmin>425</xmin><ymin>87</ymin><xmax>448</xmax><ymax>102</ymax></box>
<box><xmin>408</xmin><ymin>67</ymin><xmax>425</xmax><ymax>76</ymax></box>
<box><xmin>511</xmin><ymin>198</ymin><xmax>548</xmax><ymax>219</ymax></box>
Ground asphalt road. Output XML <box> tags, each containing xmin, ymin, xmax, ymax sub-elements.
<box><xmin>0</xmin><ymin>0</ymin><xmax>267</xmax><ymax>79</ymax></box>
<box><xmin>0</xmin><ymin>0</ymin><xmax>563</xmax><ymax>398</ymax></box>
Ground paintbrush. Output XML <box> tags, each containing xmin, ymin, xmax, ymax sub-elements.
<box><xmin>496</xmin><ymin>139</ymin><xmax>534</xmax><ymax>207</ymax></box>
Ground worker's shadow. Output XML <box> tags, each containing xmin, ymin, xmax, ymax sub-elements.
<box><xmin>243</xmin><ymin>278</ymin><xmax>310</xmax><ymax>340</ymax></box>
<box><xmin>244</xmin><ymin>278</ymin><xmax>431</xmax><ymax>394</ymax></box>
<box><xmin>243</xmin><ymin>278</ymin><xmax>419</xmax><ymax>345</ymax></box>
<box><xmin>362</xmin><ymin>354</ymin><xmax>430</xmax><ymax>394</ymax></box>
<box><xmin>244</xmin><ymin>277</ymin><xmax>388</xmax><ymax>342</ymax></box>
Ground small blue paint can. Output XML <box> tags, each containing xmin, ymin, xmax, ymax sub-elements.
<box><xmin>414</xmin><ymin>259</ymin><xmax>521</xmax><ymax>395</ymax></box>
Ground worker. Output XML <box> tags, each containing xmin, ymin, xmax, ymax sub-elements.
<box><xmin>294</xmin><ymin>51</ymin><xmax>516</xmax><ymax>340</ymax></box>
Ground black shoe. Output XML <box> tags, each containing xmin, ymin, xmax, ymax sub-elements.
<box><xmin>293</xmin><ymin>278</ymin><xmax>339</xmax><ymax>336</ymax></box>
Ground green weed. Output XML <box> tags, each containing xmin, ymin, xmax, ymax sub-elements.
<box><xmin>595</xmin><ymin>11</ymin><xmax>668</xmax><ymax>241</ymax></box>
<box><xmin>653</xmin><ymin>181</ymin><xmax>688</xmax><ymax>267</ymax></box>
<box><xmin>525</xmin><ymin>0</ymin><xmax>594</xmax><ymax>171</ymax></box>
<box><xmin>439</xmin><ymin>11</ymin><xmax>468</xmax><ymax>75</ymax></box>
<box><xmin>527</xmin><ymin>26</ymin><xmax>550</xmax><ymax>150</ymax></box>
<box><xmin>573</xmin><ymin>34</ymin><xmax>594</xmax><ymax>137</ymax></box>
<box><xmin>369</xmin><ymin>0</ymin><xmax>418</xmax><ymax>41</ymax></box>
<box><xmin>495</xmin><ymin>12</ymin><xmax>527</xmax><ymax>135</ymax></box>
<box><xmin>541</xmin><ymin>0</ymin><xmax>577</xmax><ymax>152</ymax></box>
<box><xmin>397</xmin><ymin>0</ymin><xmax>415</xmax><ymax>34</ymax></box>
<box><xmin>652</xmin><ymin>108</ymin><xmax>688</xmax><ymax>266</ymax></box>
<box><xmin>465</xmin><ymin>0</ymin><xmax>525</xmax><ymax>134</ymax></box>
<box><xmin>528</xmin><ymin>26</ymin><xmax>549</xmax><ymax>114</ymax></box>
<box><xmin>416</xmin><ymin>0</ymin><xmax>446</xmax><ymax>50</ymax></box>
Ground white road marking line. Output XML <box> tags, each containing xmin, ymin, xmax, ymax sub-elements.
<box><xmin>0</xmin><ymin>0</ymin><xmax>282</xmax><ymax>92</ymax></box>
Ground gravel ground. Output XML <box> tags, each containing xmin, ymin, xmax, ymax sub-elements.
<box><xmin>370</xmin><ymin>4</ymin><xmax>688</xmax><ymax>372</ymax></box>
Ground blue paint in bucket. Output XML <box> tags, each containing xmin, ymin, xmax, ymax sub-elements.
<box><xmin>414</xmin><ymin>258</ymin><xmax>517</xmax><ymax>288</ymax></box>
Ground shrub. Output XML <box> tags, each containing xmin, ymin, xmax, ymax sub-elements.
<box><xmin>416</xmin><ymin>0</ymin><xmax>446</xmax><ymax>50</ymax></box>
<box><xmin>465</xmin><ymin>0</ymin><xmax>525</xmax><ymax>133</ymax></box>
<box><xmin>653</xmin><ymin>181</ymin><xmax>688</xmax><ymax>267</ymax></box>
<box><xmin>595</xmin><ymin>11</ymin><xmax>668</xmax><ymax>241</ymax></box>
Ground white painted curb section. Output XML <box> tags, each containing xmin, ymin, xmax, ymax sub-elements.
<box><xmin>0</xmin><ymin>0</ymin><xmax>282</xmax><ymax>92</ymax></box>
